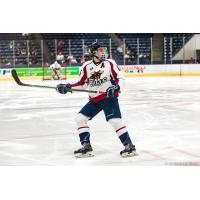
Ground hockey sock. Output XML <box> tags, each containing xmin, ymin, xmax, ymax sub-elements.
<box><xmin>119</xmin><ymin>132</ymin><xmax>133</xmax><ymax>146</ymax></box>
<box><xmin>79</xmin><ymin>132</ymin><xmax>90</xmax><ymax>145</ymax></box>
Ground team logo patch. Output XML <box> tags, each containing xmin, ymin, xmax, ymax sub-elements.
<box><xmin>90</xmin><ymin>71</ymin><xmax>102</xmax><ymax>79</ymax></box>
<box><xmin>89</xmin><ymin>70</ymin><xmax>107</xmax><ymax>87</ymax></box>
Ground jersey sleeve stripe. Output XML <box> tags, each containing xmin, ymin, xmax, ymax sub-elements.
<box><xmin>107</xmin><ymin>60</ymin><xmax>119</xmax><ymax>84</ymax></box>
<box><xmin>71</xmin><ymin>65</ymin><xmax>87</xmax><ymax>87</ymax></box>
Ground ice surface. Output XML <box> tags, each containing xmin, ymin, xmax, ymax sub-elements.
<box><xmin>0</xmin><ymin>77</ymin><xmax>200</xmax><ymax>165</ymax></box>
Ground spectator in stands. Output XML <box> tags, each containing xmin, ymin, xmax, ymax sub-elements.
<box><xmin>50</xmin><ymin>52</ymin><xmax>56</xmax><ymax>63</ymax></box>
<box><xmin>71</xmin><ymin>56</ymin><xmax>77</xmax><ymax>64</ymax></box>
<box><xmin>67</xmin><ymin>55</ymin><xmax>77</xmax><ymax>64</ymax></box>
<box><xmin>31</xmin><ymin>54</ymin><xmax>38</xmax><ymax>64</ymax></box>
<box><xmin>117</xmin><ymin>45</ymin><xmax>123</xmax><ymax>53</ymax></box>
<box><xmin>124</xmin><ymin>49</ymin><xmax>132</xmax><ymax>63</ymax></box>
<box><xmin>57</xmin><ymin>41</ymin><xmax>64</xmax><ymax>54</ymax></box>
<box><xmin>3</xmin><ymin>57</ymin><xmax>11</xmax><ymax>66</ymax></box>
<box><xmin>22</xmin><ymin>33</ymin><xmax>30</xmax><ymax>40</ymax></box>
<box><xmin>56</xmin><ymin>52</ymin><xmax>65</xmax><ymax>65</ymax></box>
<box><xmin>187</xmin><ymin>57</ymin><xmax>195</xmax><ymax>64</ymax></box>
<box><xmin>29</xmin><ymin>47</ymin><xmax>38</xmax><ymax>64</ymax></box>
<box><xmin>16</xmin><ymin>48</ymin><xmax>21</xmax><ymax>56</ymax></box>
<box><xmin>138</xmin><ymin>54</ymin><xmax>151</xmax><ymax>64</ymax></box>
<box><xmin>9</xmin><ymin>41</ymin><xmax>13</xmax><ymax>49</ymax></box>
<box><xmin>124</xmin><ymin>53</ymin><xmax>130</xmax><ymax>59</ymax></box>
<box><xmin>18</xmin><ymin>48</ymin><xmax>28</xmax><ymax>64</ymax></box>
<box><xmin>30</xmin><ymin>47</ymin><xmax>37</xmax><ymax>56</ymax></box>
<box><xmin>126</xmin><ymin>49</ymin><xmax>131</xmax><ymax>56</ymax></box>
<box><xmin>81</xmin><ymin>53</ymin><xmax>92</xmax><ymax>64</ymax></box>
<box><xmin>21</xmin><ymin>48</ymin><xmax>27</xmax><ymax>55</ymax></box>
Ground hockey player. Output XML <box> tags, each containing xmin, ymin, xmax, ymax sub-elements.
<box><xmin>56</xmin><ymin>42</ymin><xmax>137</xmax><ymax>158</ymax></box>
<box><xmin>56</xmin><ymin>52</ymin><xmax>65</xmax><ymax>65</ymax></box>
<box><xmin>49</xmin><ymin>61</ymin><xmax>62</xmax><ymax>80</ymax></box>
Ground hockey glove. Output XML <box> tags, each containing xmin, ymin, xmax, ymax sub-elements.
<box><xmin>106</xmin><ymin>85</ymin><xmax>120</xmax><ymax>98</ymax></box>
<box><xmin>56</xmin><ymin>83</ymin><xmax>72</xmax><ymax>94</ymax></box>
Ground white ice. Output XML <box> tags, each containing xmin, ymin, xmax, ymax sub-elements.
<box><xmin>0</xmin><ymin>76</ymin><xmax>200</xmax><ymax>165</ymax></box>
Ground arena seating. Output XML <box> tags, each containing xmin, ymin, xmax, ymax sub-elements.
<box><xmin>0</xmin><ymin>33</ymin><xmax>195</xmax><ymax>66</ymax></box>
<box><xmin>0</xmin><ymin>34</ymin><xmax>42</xmax><ymax>66</ymax></box>
<box><xmin>164</xmin><ymin>33</ymin><xmax>193</xmax><ymax>63</ymax></box>
<box><xmin>42</xmin><ymin>33</ymin><xmax>153</xmax><ymax>65</ymax></box>
<box><xmin>42</xmin><ymin>33</ymin><xmax>123</xmax><ymax>64</ymax></box>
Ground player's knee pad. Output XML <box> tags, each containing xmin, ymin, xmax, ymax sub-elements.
<box><xmin>108</xmin><ymin>118</ymin><xmax>123</xmax><ymax>129</ymax></box>
<box><xmin>108</xmin><ymin>118</ymin><xmax>127</xmax><ymax>136</ymax></box>
<box><xmin>75</xmin><ymin>113</ymin><xmax>89</xmax><ymax>126</ymax></box>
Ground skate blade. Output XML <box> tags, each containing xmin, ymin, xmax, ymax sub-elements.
<box><xmin>121</xmin><ymin>151</ymin><xmax>138</xmax><ymax>158</ymax></box>
<box><xmin>74</xmin><ymin>152</ymin><xmax>94</xmax><ymax>158</ymax></box>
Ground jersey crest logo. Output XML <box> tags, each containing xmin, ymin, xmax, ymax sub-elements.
<box><xmin>90</xmin><ymin>71</ymin><xmax>102</xmax><ymax>80</ymax></box>
<box><xmin>89</xmin><ymin>70</ymin><xmax>107</xmax><ymax>87</ymax></box>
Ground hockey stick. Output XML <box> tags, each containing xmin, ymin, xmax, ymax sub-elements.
<box><xmin>12</xmin><ymin>69</ymin><xmax>55</xmax><ymax>89</ymax></box>
<box><xmin>11</xmin><ymin>69</ymin><xmax>103</xmax><ymax>94</ymax></box>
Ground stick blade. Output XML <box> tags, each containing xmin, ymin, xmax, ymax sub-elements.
<box><xmin>11</xmin><ymin>69</ymin><xmax>23</xmax><ymax>85</ymax></box>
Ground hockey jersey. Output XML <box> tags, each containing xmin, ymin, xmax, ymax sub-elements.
<box><xmin>71</xmin><ymin>59</ymin><xmax>125</xmax><ymax>103</ymax></box>
<box><xmin>50</xmin><ymin>61</ymin><xmax>61</xmax><ymax>70</ymax></box>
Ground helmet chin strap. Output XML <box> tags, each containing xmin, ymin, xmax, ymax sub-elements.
<box><xmin>89</xmin><ymin>47</ymin><xmax>108</xmax><ymax>63</ymax></box>
<box><xmin>94</xmin><ymin>51</ymin><xmax>106</xmax><ymax>62</ymax></box>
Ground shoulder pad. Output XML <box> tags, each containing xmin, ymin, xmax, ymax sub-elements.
<box><xmin>82</xmin><ymin>60</ymin><xmax>93</xmax><ymax>68</ymax></box>
<box><xmin>105</xmin><ymin>59</ymin><xmax>117</xmax><ymax>65</ymax></box>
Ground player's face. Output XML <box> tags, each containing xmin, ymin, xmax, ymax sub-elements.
<box><xmin>98</xmin><ymin>47</ymin><xmax>106</xmax><ymax>56</ymax></box>
<box><xmin>96</xmin><ymin>47</ymin><xmax>108</xmax><ymax>60</ymax></box>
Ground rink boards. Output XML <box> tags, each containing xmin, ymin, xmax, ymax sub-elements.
<box><xmin>1</xmin><ymin>64</ymin><xmax>200</xmax><ymax>80</ymax></box>
<box><xmin>119</xmin><ymin>64</ymin><xmax>200</xmax><ymax>76</ymax></box>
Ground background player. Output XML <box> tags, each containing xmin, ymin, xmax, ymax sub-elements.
<box><xmin>56</xmin><ymin>42</ymin><xmax>137</xmax><ymax>158</ymax></box>
<box><xmin>49</xmin><ymin>60</ymin><xmax>62</xmax><ymax>80</ymax></box>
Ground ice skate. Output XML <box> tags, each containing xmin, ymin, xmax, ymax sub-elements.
<box><xmin>120</xmin><ymin>144</ymin><xmax>138</xmax><ymax>158</ymax></box>
<box><xmin>74</xmin><ymin>143</ymin><xmax>94</xmax><ymax>158</ymax></box>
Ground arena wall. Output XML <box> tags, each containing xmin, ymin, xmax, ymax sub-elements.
<box><xmin>1</xmin><ymin>64</ymin><xmax>200</xmax><ymax>80</ymax></box>
<box><xmin>120</xmin><ymin>64</ymin><xmax>200</xmax><ymax>76</ymax></box>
